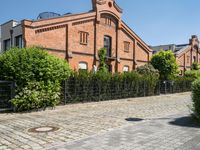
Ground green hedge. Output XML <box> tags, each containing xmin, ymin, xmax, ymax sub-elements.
<box><xmin>63</xmin><ymin>71</ymin><xmax>160</xmax><ymax>103</ymax></box>
<box><xmin>192</xmin><ymin>79</ymin><xmax>200</xmax><ymax>120</ymax></box>
<box><xmin>185</xmin><ymin>70</ymin><xmax>200</xmax><ymax>79</ymax></box>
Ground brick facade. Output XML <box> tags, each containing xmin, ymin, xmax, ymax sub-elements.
<box><xmin>22</xmin><ymin>0</ymin><xmax>152</xmax><ymax>72</ymax></box>
<box><xmin>151</xmin><ymin>35</ymin><xmax>200</xmax><ymax>75</ymax></box>
<box><xmin>176</xmin><ymin>36</ymin><xmax>200</xmax><ymax>74</ymax></box>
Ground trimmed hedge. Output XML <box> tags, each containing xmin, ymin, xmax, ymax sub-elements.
<box><xmin>63</xmin><ymin>71</ymin><xmax>160</xmax><ymax>103</ymax></box>
<box><xmin>192</xmin><ymin>79</ymin><xmax>200</xmax><ymax>120</ymax></box>
<box><xmin>185</xmin><ymin>70</ymin><xmax>200</xmax><ymax>79</ymax></box>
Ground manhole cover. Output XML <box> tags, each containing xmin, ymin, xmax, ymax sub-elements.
<box><xmin>125</xmin><ymin>118</ymin><xmax>144</xmax><ymax>122</ymax></box>
<box><xmin>28</xmin><ymin>126</ymin><xmax>59</xmax><ymax>133</ymax></box>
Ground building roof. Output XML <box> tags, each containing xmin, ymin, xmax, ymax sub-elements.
<box><xmin>151</xmin><ymin>43</ymin><xmax>191</xmax><ymax>55</ymax></box>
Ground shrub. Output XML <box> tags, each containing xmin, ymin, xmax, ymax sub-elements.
<box><xmin>11</xmin><ymin>81</ymin><xmax>60</xmax><ymax>112</ymax></box>
<box><xmin>137</xmin><ymin>64</ymin><xmax>160</xmax><ymax>95</ymax></box>
<box><xmin>0</xmin><ymin>47</ymin><xmax>71</xmax><ymax>87</ymax></box>
<box><xmin>151</xmin><ymin>50</ymin><xmax>178</xmax><ymax>80</ymax></box>
<box><xmin>185</xmin><ymin>70</ymin><xmax>200</xmax><ymax>79</ymax></box>
<box><xmin>137</xmin><ymin>64</ymin><xmax>160</xmax><ymax>78</ymax></box>
<box><xmin>192</xmin><ymin>62</ymin><xmax>199</xmax><ymax>70</ymax></box>
<box><xmin>0</xmin><ymin>47</ymin><xmax>71</xmax><ymax>111</ymax></box>
<box><xmin>192</xmin><ymin>79</ymin><xmax>200</xmax><ymax>120</ymax></box>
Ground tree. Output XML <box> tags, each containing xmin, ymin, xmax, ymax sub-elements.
<box><xmin>151</xmin><ymin>50</ymin><xmax>178</xmax><ymax>80</ymax></box>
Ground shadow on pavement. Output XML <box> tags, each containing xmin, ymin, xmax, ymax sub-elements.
<box><xmin>169</xmin><ymin>115</ymin><xmax>200</xmax><ymax>128</ymax></box>
<box><xmin>125</xmin><ymin>118</ymin><xmax>144</xmax><ymax>122</ymax></box>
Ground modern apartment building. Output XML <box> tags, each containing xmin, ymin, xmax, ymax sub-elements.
<box><xmin>1</xmin><ymin>0</ymin><xmax>152</xmax><ymax>73</ymax></box>
<box><xmin>1</xmin><ymin>20</ymin><xmax>23</xmax><ymax>52</ymax></box>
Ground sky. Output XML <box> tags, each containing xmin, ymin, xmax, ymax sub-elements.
<box><xmin>0</xmin><ymin>0</ymin><xmax>200</xmax><ymax>46</ymax></box>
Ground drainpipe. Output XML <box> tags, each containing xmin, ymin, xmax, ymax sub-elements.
<box><xmin>10</xmin><ymin>29</ymin><xmax>13</xmax><ymax>47</ymax></box>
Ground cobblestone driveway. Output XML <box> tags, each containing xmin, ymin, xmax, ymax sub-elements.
<box><xmin>0</xmin><ymin>93</ymin><xmax>195</xmax><ymax>150</ymax></box>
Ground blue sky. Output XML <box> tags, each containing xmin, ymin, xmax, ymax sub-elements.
<box><xmin>0</xmin><ymin>0</ymin><xmax>199</xmax><ymax>46</ymax></box>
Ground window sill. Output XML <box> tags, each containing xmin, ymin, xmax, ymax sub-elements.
<box><xmin>80</xmin><ymin>43</ymin><xmax>88</xmax><ymax>46</ymax></box>
<box><xmin>124</xmin><ymin>50</ymin><xmax>129</xmax><ymax>53</ymax></box>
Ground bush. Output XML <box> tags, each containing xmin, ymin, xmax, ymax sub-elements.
<box><xmin>137</xmin><ymin>64</ymin><xmax>160</xmax><ymax>95</ymax></box>
<box><xmin>192</xmin><ymin>79</ymin><xmax>200</xmax><ymax>120</ymax></box>
<box><xmin>0</xmin><ymin>47</ymin><xmax>71</xmax><ymax>111</ymax></box>
<box><xmin>137</xmin><ymin>64</ymin><xmax>159</xmax><ymax>77</ymax></box>
<box><xmin>151</xmin><ymin>50</ymin><xmax>178</xmax><ymax>80</ymax></box>
<box><xmin>192</xmin><ymin>62</ymin><xmax>199</xmax><ymax>70</ymax></box>
<box><xmin>11</xmin><ymin>81</ymin><xmax>60</xmax><ymax>112</ymax></box>
<box><xmin>0</xmin><ymin>47</ymin><xmax>71</xmax><ymax>87</ymax></box>
<box><xmin>185</xmin><ymin>70</ymin><xmax>200</xmax><ymax>79</ymax></box>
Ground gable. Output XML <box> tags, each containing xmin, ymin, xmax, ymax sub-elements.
<box><xmin>92</xmin><ymin>0</ymin><xmax>122</xmax><ymax>21</ymax></box>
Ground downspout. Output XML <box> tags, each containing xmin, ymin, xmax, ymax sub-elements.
<box><xmin>65</xmin><ymin>25</ymin><xmax>69</xmax><ymax>62</ymax></box>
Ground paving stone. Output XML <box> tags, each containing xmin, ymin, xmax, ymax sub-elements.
<box><xmin>0</xmin><ymin>92</ymin><xmax>197</xmax><ymax>150</ymax></box>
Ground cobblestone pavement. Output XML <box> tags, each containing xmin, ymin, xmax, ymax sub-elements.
<box><xmin>0</xmin><ymin>93</ymin><xmax>194</xmax><ymax>150</ymax></box>
<box><xmin>50</xmin><ymin>113</ymin><xmax>200</xmax><ymax>150</ymax></box>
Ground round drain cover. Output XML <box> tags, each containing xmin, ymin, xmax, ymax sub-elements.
<box><xmin>28</xmin><ymin>126</ymin><xmax>59</xmax><ymax>133</ymax></box>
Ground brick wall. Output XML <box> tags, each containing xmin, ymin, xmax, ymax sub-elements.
<box><xmin>23</xmin><ymin>0</ymin><xmax>152</xmax><ymax>73</ymax></box>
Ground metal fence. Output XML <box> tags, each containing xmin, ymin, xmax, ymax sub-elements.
<box><xmin>0</xmin><ymin>81</ymin><xmax>15</xmax><ymax>111</ymax></box>
<box><xmin>160</xmin><ymin>80</ymin><xmax>192</xmax><ymax>94</ymax></box>
<box><xmin>0</xmin><ymin>79</ymin><xmax>193</xmax><ymax>110</ymax></box>
<box><xmin>62</xmin><ymin>79</ymin><xmax>192</xmax><ymax>104</ymax></box>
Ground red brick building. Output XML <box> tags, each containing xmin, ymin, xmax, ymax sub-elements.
<box><xmin>2</xmin><ymin>0</ymin><xmax>152</xmax><ymax>72</ymax></box>
<box><xmin>151</xmin><ymin>35</ymin><xmax>200</xmax><ymax>74</ymax></box>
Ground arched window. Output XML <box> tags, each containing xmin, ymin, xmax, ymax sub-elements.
<box><xmin>79</xmin><ymin>62</ymin><xmax>88</xmax><ymax>70</ymax></box>
<box><xmin>123</xmin><ymin>65</ymin><xmax>129</xmax><ymax>72</ymax></box>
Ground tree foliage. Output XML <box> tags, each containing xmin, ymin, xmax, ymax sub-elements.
<box><xmin>98</xmin><ymin>48</ymin><xmax>108</xmax><ymax>73</ymax></box>
<box><xmin>0</xmin><ymin>47</ymin><xmax>71</xmax><ymax>111</ymax></box>
<box><xmin>192</xmin><ymin>62</ymin><xmax>199</xmax><ymax>70</ymax></box>
<box><xmin>185</xmin><ymin>70</ymin><xmax>200</xmax><ymax>79</ymax></box>
<box><xmin>151</xmin><ymin>50</ymin><xmax>178</xmax><ymax>80</ymax></box>
<box><xmin>137</xmin><ymin>64</ymin><xmax>160</xmax><ymax>78</ymax></box>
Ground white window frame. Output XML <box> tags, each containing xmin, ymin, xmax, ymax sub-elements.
<box><xmin>123</xmin><ymin>65</ymin><xmax>129</xmax><ymax>72</ymax></box>
<box><xmin>79</xmin><ymin>62</ymin><xmax>88</xmax><ymax>70</ymax></box>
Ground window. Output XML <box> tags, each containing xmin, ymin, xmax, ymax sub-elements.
<box><xmin>15</xmin><ymin>35</ymin><xmax>23</xmax><ymax>48</ymax></box>
<box><xmin>104</xmin><ymin>36</ymin><xmax>112</xmax><ymax>57</ymax></box>
<box><xmin>107</xmin><ymin>64</ymin><xmax>112</xmax><ymax>72</ymax></box>
<box><xmin>105</xmin><ymin>18</ymin><xmax>112</xmax><ymax>26</ymax></box>
<box><xmin>3</xmin><ymin>39</ymin><xmax>11</xmax><ymax>51</ymax></box>
<box><xmin>123</xmin><ymin>66</ymin><xmax>129</xmax><ymax>72</ymax></box>
<box><xmin>79</xmin><ymin>62</ymin><xmax>88</xmax><ymax>70</ymax></box>
<box><xmin>80</xmin><ymin>31</ymin><xmax>89</xmax><ymax>45</ymax></box>
<box><xmin>124</xmin><ymin>41</ymin><xmax>130</xmax><ymax>52</ymax></box>
<box><xmin>193</xmin><ymin>56</ymin><xmax>196</xmax><ymax>62</ymax></box>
